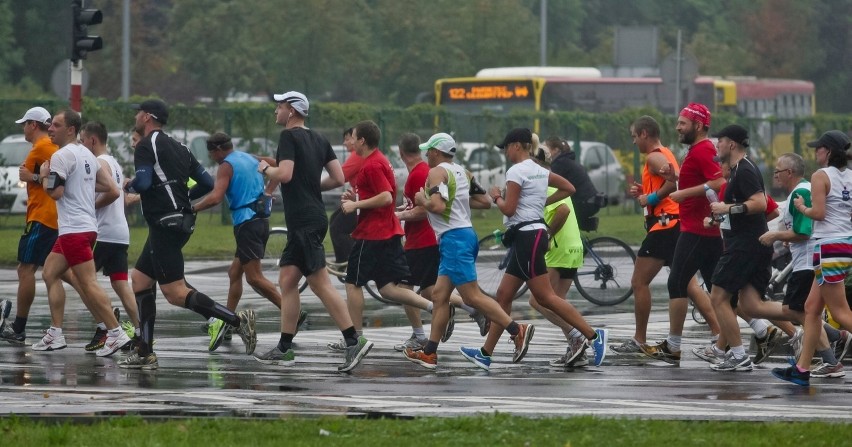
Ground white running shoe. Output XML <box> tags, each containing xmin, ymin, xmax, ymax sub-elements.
<box><xmin>96</xmin><ymin>330</ymin><xmax>132</xmax><ymax>357</ymax></box>
<box><xmin>32</xmin><ymin>328</ymin><xmax>67</xmax><ymax>351</ymax></box>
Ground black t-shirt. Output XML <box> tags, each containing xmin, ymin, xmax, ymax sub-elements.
<box><xmin>134</xmin><ymin>130</ymin><xmax>200</xmax><ymax>221</ymax></box>
<box><xmin>722</xmin><ymin>157</ymin><xmax>769</xmax><ymax>250</ymax></box>
<box><xmin>276</xmin><ymin>128</ymin><xmax>337</xmax><ymax>230</ymax></box>
<box><xmin>550</xmin><ymin>152</ymin><xmax>597</xmax><ymax>203</ymax></box>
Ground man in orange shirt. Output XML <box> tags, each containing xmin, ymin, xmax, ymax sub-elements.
<box><xmin>0</xmin><ymin>107</ymin><xmax>60</xmax><ymax>345</ymax></box>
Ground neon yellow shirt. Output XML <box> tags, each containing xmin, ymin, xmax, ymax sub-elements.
<box><xmin>544</xmin><ymin>187</ymin><xmax>583</xmax><ymax>268</ymax></box>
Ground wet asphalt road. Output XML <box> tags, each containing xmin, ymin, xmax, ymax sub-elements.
<box><xmin>0</xmin><ymin>261</ymin><xmax>850</xmax><ymax>421</ymax></box>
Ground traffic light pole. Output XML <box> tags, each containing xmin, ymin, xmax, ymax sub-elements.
<box><xmin>70</xmin><ymin>60</ymin><xmax>83</xmax><ymax>112</ymax></box>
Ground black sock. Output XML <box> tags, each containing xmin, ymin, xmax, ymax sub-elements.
<box><xmin>342</xmin><ymin>326</ymin><xmax>359</xmax><ymax>346</ymax></box>
<box><xmin>506</xmin><ymin>321</ymin><xmax>520</xmax><ymax>336</ymax></box>
<box><xmin>423</xmin><ymin>340</ymin><xmax>439</xmax><ymax>355</ymax></box>
<box><xmin>481</xmin><ymin>347</ymin><xmax>491</xmax><ymax>357</ymax></box>
<box><xmin>277</xmin><ymin>333</ymin><xmax>294</xmax><ymax>352</ymax></box>
<box><xmin>11</xmin><ymin>316</ymin><xmax>27</xmax><ymax>334</ymax></box>
<box><xmin>184</xmin><ymin>290</ymin><xmax>240</xmax><ymax>326</ymax></box>
<box><xmin>135</xmin><ymin>289</ymin><xmax>156</xmax><ymax>356</ymax></box>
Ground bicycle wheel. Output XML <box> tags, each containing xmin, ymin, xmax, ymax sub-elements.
<box><xmin>365</xmin><ymin>281</ymin><xmax>403</xmax><ymax>306</ymax></box>
<box><xmin>264</xmin><ymin>227</ymin><xmax>308</xmax><ymax>293</ymax></box>
<box><xmin>575</xmin><ymin>236</ymin><xmax>635</xmax><ymax>306</ymax></box>
<box><xmin>475</xmin><ymin>234</ymin><xmax>528</xmax><ymax>299</ymax></box>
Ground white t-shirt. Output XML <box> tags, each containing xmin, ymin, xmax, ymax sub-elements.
<box><xmin>426</xmin><ymin>162</ymin><xmax>473</xmax><ymax>237</ymax></box>
<box><xmin>813</xmin><ymin>166</ymin><xmax>852</xmax><ymax>239</ymax></box>
<box><xmin>95</xmin><ymin>154</ymin><xmax>130</xmax><ymax>244</ymax></box>
<box><xmin>504</xmin><ymin>158</ymin><xmax>548</xmax><ymax>230</ymax></box>
<box><xmin>50</xmin><ymin>143</ymin><xmax>98</xmax><ymax>236</ymax></box>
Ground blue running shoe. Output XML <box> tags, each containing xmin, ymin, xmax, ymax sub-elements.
<box><xmin>459</xmin><ymin>346</ymin><xmax>491</xmax><ymax>371</ymax></box>
<box><xmin>772</xmin><ymin>365</ymin><xmax>810</xmax><ymax>386</ymax></box>
<box><xmin>591</xmin><ymin>328</ymin><xmax>608</xmax><ymax>366</ymax></box>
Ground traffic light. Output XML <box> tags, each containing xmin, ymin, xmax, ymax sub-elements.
<box><xmin>71</xmin><ymin>0</ymin><xmax>103</xmax><ymax>62</ymax></box>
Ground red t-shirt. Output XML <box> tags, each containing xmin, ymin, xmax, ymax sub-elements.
<box><xmin>402</xmin><ymin>161</ymin><xmax>437</xmax><ymax>250</ymax></box>
<box><xmin>678</xmin><ymin>139</ymin><xmax>722</xmax><ymax>236</ymax></box>
<box><xmin>342</xmin><ymin>150</ymin><xmax>365</xmax><ymax>184</ymax></box>
<box><xmin>351</xmin><ymin>150</ymin><xmax>404</xmax><ymax>240</ymax></box>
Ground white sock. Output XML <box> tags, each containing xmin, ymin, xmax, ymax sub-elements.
<box><xmin>749</xmin><ymin>318</ymin><xmax>769</xmax><ymax>338</ymax></box>
<box><xmin>49</xmin><ymin>326</ymin><xmax>62</xmax><ymax>336</ymax></box>
<box><xmin>426</xmin><ymin>302</ymin><xmax>434</xmax><ymax>313</ymax></box>
<box><xmin>413</xmin><ymin>327</ymin><xmax>426</xmax><ymax>339</ymax></box>
<box><xmin>207</xmin><ymin>316</ymin><xmax>217</xmax><ymax>325</ymax></box>
<box><xmin>459</xmin><ymin>303</ymin><xmax>475</xmax><ymax>315</ymax></box>
<box><xmin>97</xmin><ymin>322</ymin><xmax>107</xmax><ymax>330</ymax></box>
<box><xmin>135</xmin><ymin>327</ymin><xmax>141</xmax><ymax>336</ymax></box>
<box><xmin>712</xmin><ymin>345</ymin><xmax>725</xmax><ymax>356</ymax></box>
<box><xmin>731</xmin><ymin>345</ymin><xmax>747</xmax><ymax>358</ymax></box>
<box><xmin>107</xmin><ymin>327</ymin><xmax>122</xmax><ymax>337</ymax></box>
<box><xmin>568</xmin><ymin>328</ymin><xmax>583</xmax><ymax>339</ymax></box>
<box><xmin>666</xmin><ymin>334</ymin><xmax>682</xmax><ymax>352</ymax></box>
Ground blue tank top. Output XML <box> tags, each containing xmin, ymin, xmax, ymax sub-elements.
<box><xmin>224</xmin><ymin>151</ymin><xmax>264</xmax><ymax>226</ymax></box>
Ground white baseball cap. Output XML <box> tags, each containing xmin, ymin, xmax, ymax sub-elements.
<box><xmin>273</xmin><ymin>91</ymin><xmax>309</xmax><ymax>117</ymax></box>
<box><xmin>14</xmin><ymin>107</ymin><xmax>51</xmax><ymax>125</ymax></box>
<box><xmin>419</xmin><ymin>132</ymin><xmax>456</xmax><ymax>155</ymax></box>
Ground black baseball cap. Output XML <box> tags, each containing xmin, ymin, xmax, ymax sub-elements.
<box><xmin>132</xmin><ymin>99</ymin><xmax>169</xmax><ymax>125</ymax></box>
<box><xmin>807</xmin><ymin>130</ymin><xmax>851</xmax><ymax>152</ymax></box>
<box><xmin>712</xmin><ymin>124</ymin><xmax>750</xmax><ymax>148</ymax></box>
<box><xmin>497</xmin><ymin>128</ymin><xmax>532</xmax><ymax>149</ymax></box>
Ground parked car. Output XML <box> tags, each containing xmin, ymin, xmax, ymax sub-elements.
<box><xmin>575</xmin><ymin>141</ymin><xmax>625</xmax><ymax>205</ymax></box>
<box><xmin>456</xmin><ymin>141</ymin><xmax>507</xmax><ymax>192</ymax></box>
<box><xmin>0</xmin><ymin>134</ymin><xmax>30</xmax><ymax>214</ymax></box>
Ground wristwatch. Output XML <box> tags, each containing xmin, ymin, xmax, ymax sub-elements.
<box><xmin>32</xmin><ymin>173</ymin><xmax>39</xmax><ymax>182</ymax></box>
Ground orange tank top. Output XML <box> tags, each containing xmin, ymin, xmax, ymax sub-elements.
<box><xmin>641</xmin><ymin>146</ymin><xmax>679</xmax><ymax>232</ymax></box>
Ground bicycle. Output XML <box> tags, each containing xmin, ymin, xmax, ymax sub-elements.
<box><xmin>264</xmin><ymin>226</ymin><xmax>389</xmax><ymax>303</ymax></box>
<box><xmin>476</xmin><ymin>215</ymin><xmax>636</xmax><ymax>306</ymax></box>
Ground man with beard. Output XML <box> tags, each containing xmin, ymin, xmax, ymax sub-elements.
<box><xmin>645</xmin><ymin>103</ymin><xmax>723</xmax><ymax>365</ymax></box>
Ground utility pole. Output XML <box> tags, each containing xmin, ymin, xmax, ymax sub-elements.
<box><xmin>539</xmin><ymin>0</ymin><xmax>547</xmax><ymax>66</ymax></box>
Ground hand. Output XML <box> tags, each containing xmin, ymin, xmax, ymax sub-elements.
<box><xmin>489</xmin><ymin>186</ymin><xmax>502</xmax><ymax>202</ymax></box>
<box><xmin>341</xmin><ymin>199</ymin><xmax>357</xmax><ymax>214</ymax></box>
<box><xmin>414</xmin><ymin>187</ymin><xmax>427</xmax><ymax>207</ymax></box>
<box><xmin>792</xmin><ymin>194</ymin><xmax>804</xmax><ymax>211</ymax></box>
<box><xmin>703</xmin><ymin>216</ymin><xmax>714</xmax><ymax>229</ymax></box>
<box><xmin>341</xmin><ymin>189</ymin><xmax>355</xmax><ymax>202</ymax></box>
<box><xmin>709</xmin><ymin>201</ymin><xmax>728</xmax><ymax>214</ymax></box>
<box><xmin>39</xmin><ymin>161</ymin><xmax>50</xmax><ymax>178</ymax></box>
<box><xmin>658</xmin><ymin>163</ymin><xmax>678</xmax><ymax>183</ymax></box>
<box><xmin>669</xmin><ymin>190</ymin><xmax>686</xmax><ymax>203</ymax></box>
<box><xmin>638</xmin><ymin>194</ymin><xmax>648</xmax><ymax>206</ymax></box>
<box><xmin>18</xmin><ymin>164</ymin><xmax>31</xmax><ymax>182</ymax></box>
<box><xmin>758</xmin><ymin>231</ymin><xmax>776</xmax><ymax>246</ymax></box>
<box><xmin>629</xmin><ymin>181</ymin><xmax>642</xmax><ymax>198</ymax></box>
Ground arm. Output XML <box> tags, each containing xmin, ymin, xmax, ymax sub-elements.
<box><xmin>94</xmin><ymin>159</ymin><xmax>119</xmax><ymax>209</ymax></box>
<box><xmin>188</xmin><ymin>165</ymin><xmax>214</xmax><ymax>200</ymax></box>
<box><xmin>192</xmin><ymin>162</ymin><xmax>232</xmax><ymax>212</ymax></box>
<box><xmin>637</xmin><ymin>153</ymin><xmax>677</xmax><ymax>206</ymax></box>
<box><xmin>321</xmin><ymin>159</ymin><xmax>345</xmax><ymax>191</ymax></box>
<box><xmin>126</xmin><ymin>165</ymin><xmax>153</xmax><ymax>192</ymax></box>
<box><xmin>342</xmin><ymin>190</ymin><xmax>393</xmax><ymax>214</ymax></box>
<box><xmin>795</xmin><ymin>171</ymin><xmax>828</xmax><ymax>221</ymax></box>
<box><xmin>759</xmin><ymin>228</ymin><xmax>810</xmax><ymax>246</ymax></box>
<box><xmin>396</xmin><ymin>205</ymin><xmax>428</xmax><ymax>222</ymax></box>
<box><xmin>490</xmin><ymin>181</ymin><xmax>521</xmax><ymax>217</ymax></box>
<box><xmin>414</xmin><ymin>167</ymin><xmax>449</xmax><ymax>215</ymax></box>
<box><xmin>545</xmin><ymin>172</ymin><xmax>575</xmax><ymax>206</ymax></box>
<box><xmin>671</xmin><ymin>176</ymin><xmax>725</xmax><ymax>203</ymax></box>
<box><xmin>39</xmin><ymin>161</ymin><xmax>64</xmax><ymax>200</ymax></box>
<box><xmin>470</xmin><ymin>193</ymin><xmax>492</xmax><ymax>210</ymax></box>
<box><xmin>710</xmin><ymin>190</ymin><xmax>767</xmax><ymax>215</ymax></box>
<box><xmin>547</xmin><ymin>203</ymin><xmax>570</xmax><ymax>237</ymax></box>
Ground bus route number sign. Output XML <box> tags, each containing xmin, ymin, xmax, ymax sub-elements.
<box><xmin>443</xmin><ymin>82</ymin><xmax>532</xmax><ymax>101</ymax></box>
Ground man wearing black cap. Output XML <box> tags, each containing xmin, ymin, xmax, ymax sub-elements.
<box><xmin>704</xmin><ymin>124</ymin><xmax>772</xmax><ymax>372</ymax></box>
<box><xmin>120</xmin><ymin>99</ymin><xmax>258</xmax><ymax>369</ymax></box>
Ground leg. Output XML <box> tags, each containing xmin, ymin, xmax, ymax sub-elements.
<box><xmin>243</xmin><ymin>259</ymin><xmax>282</xmax><ymax>309</ymax></box>
<box><xmin>226</xmin><ymin>257</ymin><xmax>245</xmax><ymax>311</ymax></box>
<box><xmin>630</xmin><ymin>256</ymin><xmax>665</xmax><ymax>344</ymax></box>
<box><xmin>344</xmin><ymin>283</ymin><xmax>365</xmax><ymax>333</ymax></box>
<box><xmin>41</xmin><ymin>252</ymin><xmax>68</xmax><ymax>328</ymax></box>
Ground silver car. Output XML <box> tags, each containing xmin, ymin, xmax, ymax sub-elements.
<box><xmin>576</xmin><ymin>141</ymin><xmax>625</xmax><ymax>205</ymax></box>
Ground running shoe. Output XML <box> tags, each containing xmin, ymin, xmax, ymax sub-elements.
<box><xmin>394</xmin><ymin>334</ymin><xmax>428</xmax><ymax>352</ymax></box>
<box><xmin>692</xmin><ymin>344</ymin><xmax>723</xmax><ymax>364</ymax></box>
<box><xmin>235</xmin><ymin>309</ymin><xmax>257</xmax><ymax>355</ymax></box>
<box><xmin>32</xmin><ymin>328</ymin><xmax>66</xmax><ymax>351</ymax></box>
<box><xmin>0</xmin><ymin>323</ymin><xmax>25</xmax><ymax>345</ymax></box>
<box><xmin>511</xmin><ymin>323</ymin><xmax>534</xmax><ymax>363</ymax></box>
<box><xmin>0</xmin><ymin>299</ymin><xmax>11</xmax><ymax>331</ymax></box>
<box><xmin>471</xmin><ymin>310</ymin><xmax>490</xmax><ymax>337</ymax></box>
<box><xmin>118</xmin><ymin>351</ymin><xmax>159</xmax><ymax>370</ymax></box>
<box><xmin>549</xmin><ymin>345</ymin><xmax>572</xmax><ymax>367</ymax></box>
<box><xmin>832</xmin><ymin>330</ymin><xmax>852</xmax><ymax>363</ymax></box>
<box><xmin>96</xmin><ymin>330</ymin><xmax>131</xmax><ymax>357</ymax></box>
<box><xmin>788</xmin><ymin>328</ymin><xmax>804</xmax><ymax>360</ymax></box>
<box><xmin>328</xmin><ymin>339</ymin><xmax>347</xmax><ymax>351</ymax></box>
<box><xmin>589</xmin><ymin>328</ymin><xmax>608</xmax><ymax>366</ymax></box>
<box><xmin>403</xmin><ymin>348</ymin><xmax>437</xmax><ymax>370</ymax></box>
<box><xmin>459</xmin><ymin>346</ymin><xmax>491</xmax><ymax>370</ymax></box>
<box><xmin>121</xmin><ymin>320</ymin><xmax>136</xmax><ymax>339</ymax></box>
<box><xmin>752</xmin><ymin>325</ymin><xmax>782</xmax><ymax>364</ymax></box>
<box><xmin>570</xmin><ymin>351</ymin><xmax>589</xmax><ymax>367</ymax></box>
<box><xmin>84</xmin><ymin>327</ymin><xmax>108</xmax><ymax>352</ymax></box>
<box><xmin>710</xmin><ymin>352</ymin><xmax>753</xmax><ymax>372</ymax></box>
<box><xmin>296</xmin><ymin>309</ymin><xmax>308</xmax><ymax>334</ymax></box>
<box><xmin>640</xmin><ymin>339</ymin><xmax>680</xmax><ymax>365</ymax></box>
<box><xmin>441</xmin><ymin>306</ymin><xmax>455</xmax><ymax>343</ymax></box>
<box><xmin>811</xmin><ymin>362</ymin><xmax>845</xmax><ymax>378</ymax></box>
<box><xmin>772</xmin><ymin>365</ymin><xmax>809</xmax><ymax>386</ymax></box>
<box><xmin>565</xmin><ymin>336</ymin><xmax>588</xmax><ymax>366</ymax></box>
<box><xmin>254</xmin><ymin>346</ymin><xmax>296</xmax><ymax>366</ymax></box>
<box><xmin>338</xmin><ymin>336</ymin><xmax>373</xmax><ymax>373</ymax></box>
<box><xmin>208</xmin><ymin>319</ymin><xmax>227</xmax><ymax>352</ymax></box>
<box><xmin>610</xmin><ymin>339</ymin><xmax>644</xmax><ymax>354</ymax></box>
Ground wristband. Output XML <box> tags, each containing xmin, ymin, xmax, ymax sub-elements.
<box><xmin>646</xmin><ymin>191</ymin><xmax>661</xmax><ymax>206</ymax></box>
<box><xmin>262</xmin><ymin>165</ymin><xmax>270</xmax><ymax>175</ymax></box>
<box><xmin>492</xmin><ymin>196</ymin><xmax>500</xmax><ymax>204</ymax></box>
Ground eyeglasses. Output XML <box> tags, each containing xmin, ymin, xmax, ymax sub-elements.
<box><xmin>773</xmin><ymin>168</ymin><xmax>791</xmax><ymax>175</ymax></box>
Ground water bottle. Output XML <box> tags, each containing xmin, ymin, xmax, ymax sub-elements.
<box><xmin>493</xmin><ymin>229</ymin><xmax>503</xmax><ymax>245</ymax></box>
<box><xmin>704</xmin><ymin>184</ymin><xmax>719</xmax><ymax>203</ymax></box>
